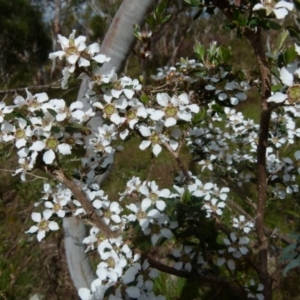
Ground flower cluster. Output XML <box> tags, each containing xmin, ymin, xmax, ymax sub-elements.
<box><xmin>4</xmin><ymin>26</ymin><xmax>299</xmax><ymax>300</ymax></box>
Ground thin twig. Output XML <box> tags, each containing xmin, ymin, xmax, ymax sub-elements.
<box><xmin>0</xmin><ymin>81</ymin><xmax>62</xmax><ymax>95</ymax></box>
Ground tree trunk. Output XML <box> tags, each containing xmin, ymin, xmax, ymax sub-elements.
<box><xmin>64</xmin><ymin>0</ymin><xmax>154</xmax><ymax>292</ymax></box>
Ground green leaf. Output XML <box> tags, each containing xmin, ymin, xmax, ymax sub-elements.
<box><xmin>248</xmin><ymin>17</ymin><xmax>259</xmax><ymax>28</ymax></box>
<box><xmin>192</xmin><ymin>109</ymin><xmax>206</xmax><ymax>125</ymax></box>
<box><xmin>268</xmin><ymin>20</ymin><xmax>282</xmax><ymax>30</ymax></box>
<box><xmin>50</xmin><ymin>126</ymin><xmax>61</xmax><ymax>134</ymax></box>
<box><xmin>211</xmin><ymin>103</ymin><xmax>224</xmax><ymax>114</ymax></box>
<box><xmin>283</xmin><ymin>257</ymin><xmax>300</xmax><ymax>276</ymax></box>
<box><xmin>194</xmin><ymin>41</ymin><xmax>205</xmax><ymax>61</ymax></box>
<box><xmin>286</xmin><ymin>26</ymin><xmax>300</xmax><ymax>41</ymax></box>
<box><xmin>184</xmin><ymin>0</ymin><xmax>200</xmax><ymax>6</ymax></box>
<box><xmin>280</xmin><ymin>244</ymin><xmax>297</xmax><ymax>260</ymax></box>
<box><xmin>162</xmin><ymin>15</ymin><xmax>171</xmax><ymax>24</ymax></box>
<box><xmin>283</xmin><ymin>46</ymin><xmax>297</xmax><ymax>64</ymax></box>
<box><xmin>156</xmin><ymin>0</ymin><xmax>168</xmax><ymax>15</ymax></box>
<box><xmin>219</xmin><ymin>46</ymin><xmax>232</xmax><ymax>62</ymax></box>
<box><xmin>276</xmin><ymin>30</ymin><xmax>289</xmax><ymax>52</ymax></box>
<box><xmin>271</xmin><ymin>84</ymin><xmax>282</xmax><ymax>92</ymax></box>
<box><xmin>47</xmin><ymin>108</ymin><xmax>57</xmax><ymax>118</ymax></box>
<box><xmin>140</xmin><ymin>94</ymin><xmax>149</xmax><ymax>104</ymax></box>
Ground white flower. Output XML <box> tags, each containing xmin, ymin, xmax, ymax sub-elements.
<box><xmin>253</xmin><ymin>0</ymin><xmax>294</xmax><ymax>19</ymax></box>
<box><xmin>108</xmin><ymin>76</ymin><xmax>141</xmax><ymax>99</ymax></box>
<box><xmin>26</xmin><ymin>210</ymin><xmax>59</xmax><ymax>241</ymax></box>
<box><xmin>203</xmin><ymin>198</ymin><xmax>226</xmax><ymax>218</ymax></box>
<box><xmin>2</xmin><ymin>118</ymin><xmax>33</xmax><ymax>149</ymax></box>
<box><xmin>47</xmin><ymin>99</ymin><xmax>84</xmax><ymax>122</ymax></box>
<box><xmin>140</xmin><ymin>181</ymin><xmax>170</xmax><ymax>212</ymax></box>
<box><xmin>82</xmin><ymin>227</ymin><xmax>100</xmax><ymax>252</ymax></box>
<box><xmin>0</xmin><ymin>101</ymin><xmax>14</xmax><ymax>123</ymax></box>
<box><xmin>119</xmin><ymin>176</ymin><xmax>142</xmax><ymax>200</ymax></box>
<box><xmin>150</xmin><ymin>93</ymin><xmax>199</xmax><ymax>127</ymax></box>
<box><xmin>14</xmin><ymin>89</ymin><xmax>49</xmax><ymax>112</ymax></box>
<box><xmin>100</xmin><ymin>201</ymin><xmax>122</xmax><ymax>225</ymax></box>
<box><xmin>44</xmin><ymin>194</ymin><xmax>69</xmax><ymax>218</ymax></box>
<box><xmin>172</xmin><ymin>246</ymin><xmax>197</xmax><ymax>272</ymax></box>
<box><xmin>49</xmin><ymin>30</ymin><xmax>87</xmax><ymax>69</ymax></box>
<box><xmin>232</xmin><ymin>215</ymin><xmax>255</xmax><ymax>233</ymax></box>
<box><xmin>93</xmin><ymin>95</ymin><xmax>127</xmax><ymax>125</ymax></box>
<box><xmin>13</xmin><ymin>151</ymin><xmax>38</xmax><ymax>181</ymax></box>
<box><xmin>138</xmin><ymin>123</ymin><xmax>164</xmax><ymax>156</ymax></box>
<box><xmin>223</xmin><ymin>232</ymin><xmax>249</xmax><ymax>259</ymax></box>
<box><xmin>88</xmin><ymin>134</ymin><xmax>113</xmax><ymax>154</ymax></box>
<box><xmin>122</xmin><ymin>98</ymin><xmax>148</xmax><ymax>129</ymax></box>
<box><xmin>142</xmin><ymin>215</ymin><xmax>174</xmax><ymax>245</ymax></box>
<box><xmin>30</xmin><ymin>133</ymin><xmax>71</xmax><ymax>165</ymax></box>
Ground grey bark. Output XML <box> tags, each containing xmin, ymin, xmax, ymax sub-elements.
<box><xmin>63</xmin><ymin>0</ymin><xmax>154</xmax><ymax>292</ymax></box>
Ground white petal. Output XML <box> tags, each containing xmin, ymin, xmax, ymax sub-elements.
<box><xmin>142</xmin><ymin>199</ymin><xmax>152</xmax><ymax>211</ymax></box>
<box><xmin>93</xmin><ymin>54</ymin><xmax>110</xmax><ymax>63</ymax></box>
<box><xmin>123</xmin><ymin>89</ymin><xmax>134</xmax><ymax>99</ymax></box>
<box><xmin>43</xmin><ymin>149</ymin><xmax>55</xmax><ymax>164</ymax></box>
<box><xmin>111</xmin><ymin>215</ymin><xmax>121</xmax><ymax>223</ymax></box>
<box><xmin>26</xmin><ymin>225</ymin><xmax>39</xmax><ymax>233</ymax></box>
<box><xmin>165</xmin><ymin>117</ymin><xmax>177</xmax><ymax>127</ymax></box>
<box><xmin>161</xmin><ymin>228</ymin><xmax>172</xmax><ymax>239</ymax></box>
<box><xmin>49</xmin><ymin>221</ymin><xmax>59</xmax><ymax>231</ymax></box>
<box><xmin>93</xmin><ymin>199</ymin><xmax>102</xmax><ymax>209</ymax></box>
<box><xmin>139</xmin><ymin>126</ymin><xmax>151</xmax><ymax>137</ymax></box>
<box><xmin>49</xmin><ymin>50</ymin><xmax>65</xmax><ymax>60</ymax></box>
<box><xmin>157</xmin><ymin>93</ymin><xmax>169</xmax><ymax>107</ymax></box>
<box><xmin>126</xmin><ymin>286</ymin><xmax>140</xmax><ymax>298</ymax></box>
<box><xmin>230</xmin><ymin>97</ymin><xmax>239</xmax><ymax>106</ymax></box>
<box><xmin>32</xmin><ymin>212</ymin><xmax>41</xmax><ymax>222</ymax></box>
<box><xmin>253</xmin><ymin>4</ymin><xmax>264</xmax><ymax>11</ymax></box>
<box><xmin>274</xmin><ymin>7</ymin><xmax>288</xmax><ymax>19</ymax></box>
<box><xmin>16</xmin><ymin>139</ymin><xmax>26</xmax><ymax>149</ymax></box>
<box><xmin>152</xmin><ymin>144</ymin><xmax>162</xmax><ymax>156</ymax></box>
<box><xmin>280</xmin><ymin>67</ymin><xmax>294</xmax><ymax>86</ymax></box>
<box><xmin>78</xmin><ymin>57</ymin><xmax>90</xmax><ymax>67</ymax></box>
<box><xmin>110</xmin><ymin>113</ymin><xmax>121</xmax><ymax>125</ymax></box>
<box><xmin>227</xmin><ymin>259</ymin><xmax>235</xmax><ymax>270</ymax></box>
<box><xmin>218</xmin><ymin>93</ymin><xmax>227</xmax><ymax>101</ymax></box>
<box><xmin>174</xmin><ymin>261</ymin><xmax>183</xmax><ymax>270</ymax></box>
<box><xmin>239</xmin><ymin>246</ymin><xmax>249</xmax><ymax>255</ymax></box>
<box><xmin>140</xmin><ymin>140</ymin><xmax>151</xmax><ymax>150</ymax></box>
<box><xmin>268</xmin><ymin>92</ymin><xmax>287</xmax><ymax>103</ymax></box>
<box><xmin>139</xmin><ymin>218</ymin><xmax>149</xmax><ymax>229</ymax></box>
<box><xmin>37</xmin><ymin>230</ymin><xmax>46</xmax><ymax>242</ymax></box>
<box><xmin>178</xmin><ymin>111</ymin><xmax>191</xmax><ymax>122</ymax></box>
<box><xmin>43</xmin><ymin>209</ymin><xmax>53</xmax><ymax>220</ymax></box>
<box><xmin>78</xmin><ymin>288</ymin><xmax>91</xmax><ymax>300</ymax></box>
<box><xmin>156</xmin><ymin>200</ymin><xmax>166</xmax><ymax>211</ymax></box>
<box><xmin>120</xmin><ymin>129</ymin><xmax>129</xmax><ymax>140</ymax></box>
<box><xmin>150</xmin><ymin>110</ymin><xmax>165</xmax><ymax>121</ymax></box>
<box><xmin>188</xmin><ymin>104</ymin><xmax>200</xmax><ymax>113</ymax></box>
<box><xmin>67</xmin><ymin>54</ymin><xmax>79</xmax><ymax>64</ymax></box>
<box><xmin>72</xmin><ymin>110</ymin><xmax>85</xmax><ymax>120</ymax></box>
<box><xmin>276</xmin><ymin>1</ymin><xmax>294</xmax><ymax>11</ymax></box>
<box><xmin>236</xmin><ymin>92</ymin><xmax>247</xmax><ymax>101</ymax></box>
<box><xmin>178</xmin><ymin>93</ymin><xmax>189</xmax><ymax>104</ymax></box>
<box><xmin>58</xmin><ymin>143</ymin><xmax>72</xmax><ymax>155</ymax></box>
<box><xmin>150</xmin><ymin>233</ymin><xmax>159</xmax><ymax>245</ymax></box>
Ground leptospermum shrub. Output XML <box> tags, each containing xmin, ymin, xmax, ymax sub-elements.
<box><xmin>2</xmin><ymin>1</ymin><xmax>300</xmax><ymax>299</ymax></box>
